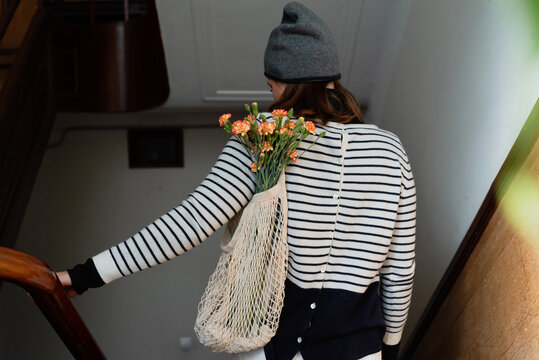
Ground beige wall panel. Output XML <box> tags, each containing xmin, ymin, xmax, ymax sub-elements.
<box><xmin>413</xmin><ymin>130</ymin><xmax>539</xmax><ymax>359</ymax></box>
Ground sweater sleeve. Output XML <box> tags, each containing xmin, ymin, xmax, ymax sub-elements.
<box><xmin>84</xmin><ymin>136</ymin><xmax>255</xmax><ymax>286</ymax></box>
<box><xmin>379</xmin><ymin>143</ymin><xmax>416</xmax><ymax>350</ymax></box>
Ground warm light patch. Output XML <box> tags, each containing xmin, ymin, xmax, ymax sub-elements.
<box><xmin>497</xmin><ymin>168</ymin><xmax>539</xmax><ymax>251</ymax></box>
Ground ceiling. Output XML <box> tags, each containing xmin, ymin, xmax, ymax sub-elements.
<box><xmin>153</xmin><ymin>0</ymin><xmax>411</xmax><ymax>120</ymax></box>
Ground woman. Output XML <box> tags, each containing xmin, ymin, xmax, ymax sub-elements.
<box><xmin>57</xmin><ymin>3</ymin><xmax>416</xmax><ymax>360</ymax></box>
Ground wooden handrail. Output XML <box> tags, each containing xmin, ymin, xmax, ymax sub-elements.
<box><xmin>0</xmin><ymin>0</ymin><xmax>21</xmax><ymax>40</ymax></box>
<box><xmin>0</xmin><ymin>246</ymin><xmax>106</xmax><ymax>359</ymax></box>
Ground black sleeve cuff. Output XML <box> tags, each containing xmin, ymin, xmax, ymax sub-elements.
<box><xmin>382</xmin><ymin>342</ymin><xmax>400</xmax><ymax>360</ymax></box>
<box><xmin>67</xmin><ymin>258</ymin><xmax>105</xmax><ymax>295</ymax></box>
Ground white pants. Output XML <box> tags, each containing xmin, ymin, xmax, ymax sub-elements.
<box><xmin>231</xmin><ymin>348</ymin><xmax>382</xmax><ymax>360</ymax></box>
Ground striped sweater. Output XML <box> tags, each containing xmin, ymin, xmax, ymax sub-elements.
<box><xmin>76</xmin><ymin>113</ymin><xmax>416</xmax><ymax>359</ymax></box>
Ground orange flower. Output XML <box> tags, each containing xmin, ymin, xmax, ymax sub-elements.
<box><xmin>250</xmin><ymin>162</ymin><xmax>260</xmax><ymax>173</ymax></box>
<box><xmin>271</xmin><ymin>109</ymin><xmax>288</xmax><ymax>118</ymax></box>
<box><xmin>219</xmin><ymin>113</ymin><xmax>231</xmax><ymax>127</ymax></box>
<box><xmin>257</xmin><ymin>121</ymin><xmax>276</xmax><ymax>135</ymax></box>
<box><xmin>231</xmin><ymin>120</ymin><xmax>251</xmax><ymax>136</ymax></box>
<box><xmin>287</xmin><ymin>149</ymin><xmax>298</xmax><ymax>162</ymax></box>
<box><xmin>303</xmin><ymin>120</ymin><xmax>316</xmax><ymax>135</ymax></box>
<box><xmin>279</xmin><ymin>127</ymin><xmax>293</xmax><ymax>136</ymax></box>
<box><xmin>287</xmin><ymin>121</ymin><xmax>296</xmax><ymax>129</ymax></box>
<box><xmin>262</xmin><ymin>141</ymin><xmax>273</xmax><ymax>152</ymax></box>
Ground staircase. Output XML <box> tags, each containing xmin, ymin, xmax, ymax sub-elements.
<box><xmin>0</xmin><ymin>1</ymin><xmax>169</xmax><ymax>358</ymax></box>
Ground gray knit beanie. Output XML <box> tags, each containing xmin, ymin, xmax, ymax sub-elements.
<box><xmin>264</xmin><ymin>2</ymin><xmax>341</xmax><ymax>83</ymax></box>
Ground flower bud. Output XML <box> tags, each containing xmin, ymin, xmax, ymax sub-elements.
<box><xmin>252</xmin><ymin>102</ymin><xmax>258</xmax><ymax>116</ymax></box>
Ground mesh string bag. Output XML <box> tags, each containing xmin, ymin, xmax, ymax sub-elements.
<box><xmin>194</xmin><ymin>170</ymin><xmax>289</xmax><ymax>353</ymax></box>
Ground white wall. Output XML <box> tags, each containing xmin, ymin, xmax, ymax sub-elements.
<box><xmin>376</xmin><ymin>0</ymin><xmax>539</xmax><ymax>347</ymax></box>
<box><xmin>0</xmin><ymin>112</ymin><xmax>233</xmax><ymax>360</ymax></box>
<box><xmin>349</xmin><ymin>0</ymin><xmax>414</xmax><ymax>125</ymax></box>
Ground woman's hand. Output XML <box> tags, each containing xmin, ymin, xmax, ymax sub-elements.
<box><xmin>55</xmin><ymin>271</ymin><xmax>78</xmax><ymax>298</ymax></box>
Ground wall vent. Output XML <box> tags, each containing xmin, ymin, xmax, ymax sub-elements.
<box><xmin>128</xmin><ymin>128</ymin><xmax>183</xmax><ymax>168</ymax></box>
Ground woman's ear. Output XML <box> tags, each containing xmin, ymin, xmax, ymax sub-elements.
<box><xmin>267</xmin><ymin>78</ymin><xmax>287</xmax><ymax>102</ymax></box>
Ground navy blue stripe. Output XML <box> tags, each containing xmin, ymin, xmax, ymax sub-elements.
<box><xmin>130</xmin><ymin>237</ymin><xmax>152</xmax><ymax>268</ymax></box>
<box><xmin>212</xmin><ymin>165</ymin><xmax>252</xmax><ymax>201</ymax></box>
<box><xmin>343</xmin><ymin>172</ymin><xmax>401</xmax><ymax>179</ymax></box>
<box><xmin>293</xmin><ymin>146</ymin><xmax>342</xmax><ymax>158</ymax></box>
<box><xmin>331</xmin><ymin>244</ymin><xmax>387</xmax><ymax>256</ymax></box>
<box><xmin>288</xmin><ymin>163</ymin><xmax>341</xmax><ymax>175</ymax></box>
<box><xmin>123</xmin><ymin>241</ymin><xmax>142</xmax><ymax>271</ymax></box>
<box><xmin>300</xmin><ymin>138</ymin><xmax>342</xmax><ymax>149</ymax></box>
<box><xmin>333</xmin><ymin>229</ymin><xmax>392</xmax><ymax>240</ymax></box>
<box><xmin>170</xmin><ymin>209</ymin><xmax>201</xmax><ymax>246</ymax></box>
<box><xmin>348</xmin><ymin>139</ymin><xmax>406</xmax><ymax>157</ymax></box>
<box><xmin>330</xmin><ymin>253</ymin><xmax>385</xmax><ymax>264</ymax></box>
<box><xmin>338</xmin><ymin>204</ymin><xmax>398</xmax><ymax>214</ymax></box>
<box><xmin>338</xmin><ymin>212</ymin><xmax>396</xmax><ymax>222</ymax></box>
<box><xmin>205</xmin><ymin>177</ymin><xmax>243</xmax><ymax>209</ymax></box>
<box><xmin>332</xmin><ymin>235</ymin><xmax>390</xmax><ymax>247</ymax></box>
<box><xmin>348</xmin><ymin>131</ymin><xmax>400</xmax><ymax>144</ymax></box>
<box><xmin>158</xmin><ymin>216</ymin><xmax>188</xmax><ymax>252</ymax></box>
<box><xmin>145</xmin><ymin>226</ymin><xmax>171</xmax><ymax>260</ymax></box>
<box><xmin>109</xmin><ymin>248</ymin><xmax>126</xmax><ymax>276</ymax></box>
<box><xmin>342</xmin><ymin>180</ymin><xmax>401</xmax><ymax>188</ymax></box>
<box><xmin>182</xmin><ymin>200</ymin><xmax>212</xmax><ymax>237</ymax></box>
<box><xmin>151</xmin><ymin>222</ymin><xmax>180</xmax><ymax>256</ymax></box>
<box><xmin>339</xmin><ymin>195</ymin><xmax>399</xmax><ymax>205</ymax></box>
<box><xmin>347</xmin><ymin>147</ymin><xmax>408</xmax><ymax>165</ymax></box>
<box><xmin>199</xmin><ymin>182</ymin><xmax>236</xmax><ymax>214</ymax></box>
<box><xmin>192</xmin><ymin>188</ymin><xmax>228</xmax><ymax>225</ymax></box>
<box><xmin>343</xmin><ymin>163</ymin><xmax>400</xmax><ymax>170</ymax></box>
<box><xmin>116</xmin><ymin>244</ymin><xmax>134</xmax><ymax>274</ymax></box>
<box><xmin>337</xmin><ymin>219</ymin><xmax>394</xmax><ymax>231</ymax></box>
<box><xmin>327</xmin><ymin>261</ymin><xmax>379</xmax><ymax>272</ymax></box>
<box><xmin>137</xmin><ymin>231</ymin><xmax>162</xmax><ymax>265</ymax></box>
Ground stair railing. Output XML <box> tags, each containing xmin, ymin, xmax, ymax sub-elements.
<box><xmin>0</xmin><ymin>246</ymin><xmax>106</xmax><ymax>359</ymax></box>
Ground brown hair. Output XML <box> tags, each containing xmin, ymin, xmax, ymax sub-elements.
<box><xmin>268</xmin><ymin>80</ymin><xmax>365</xmax><ymax>125</ymax></box>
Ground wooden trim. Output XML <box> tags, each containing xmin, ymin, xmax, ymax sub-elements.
<box><xmin>401</xmin><ymin>98</ymin><xmax>539</xmax><ymax>360</ymax></box>
<box><xmin>0</xmin><ymin>0</ymin><xmax>21</xmax><ymax>40</ymax></box>
<box><xmin>0</xmin><ymin>246</ymin><xmax>106</xmax><ymax>359</ymax></box>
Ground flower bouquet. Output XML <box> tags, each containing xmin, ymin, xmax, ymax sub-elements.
<box><xmin>219</xmin><ymin>103</ymin><xmax>325</xmax><ymax>193</ymax></box>
<box><xmin>194</xmin><ymin>103</ymin><xmax>325</xmax><ymax>353</ymax></box>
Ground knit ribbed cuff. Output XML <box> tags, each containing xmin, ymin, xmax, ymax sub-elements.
<box><xmin>67</xmin><ymin>258</ymin><xmax>105</xmax><ymax>295</ymax></box>
<box><xmin>382</xmin><ymin>342</ymin><xmax>400</xmax><ymax>360</ymax></box>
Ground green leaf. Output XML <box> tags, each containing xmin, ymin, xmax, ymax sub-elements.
<box><xmin>245</xmin><ymin>103</ymin><xmax>250</xmax><ymax>112</ymax></box>
<box><xmin>288</xmin><ymin>108</ymin><xmax>294</xmax><ymax>118</ymax></box>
